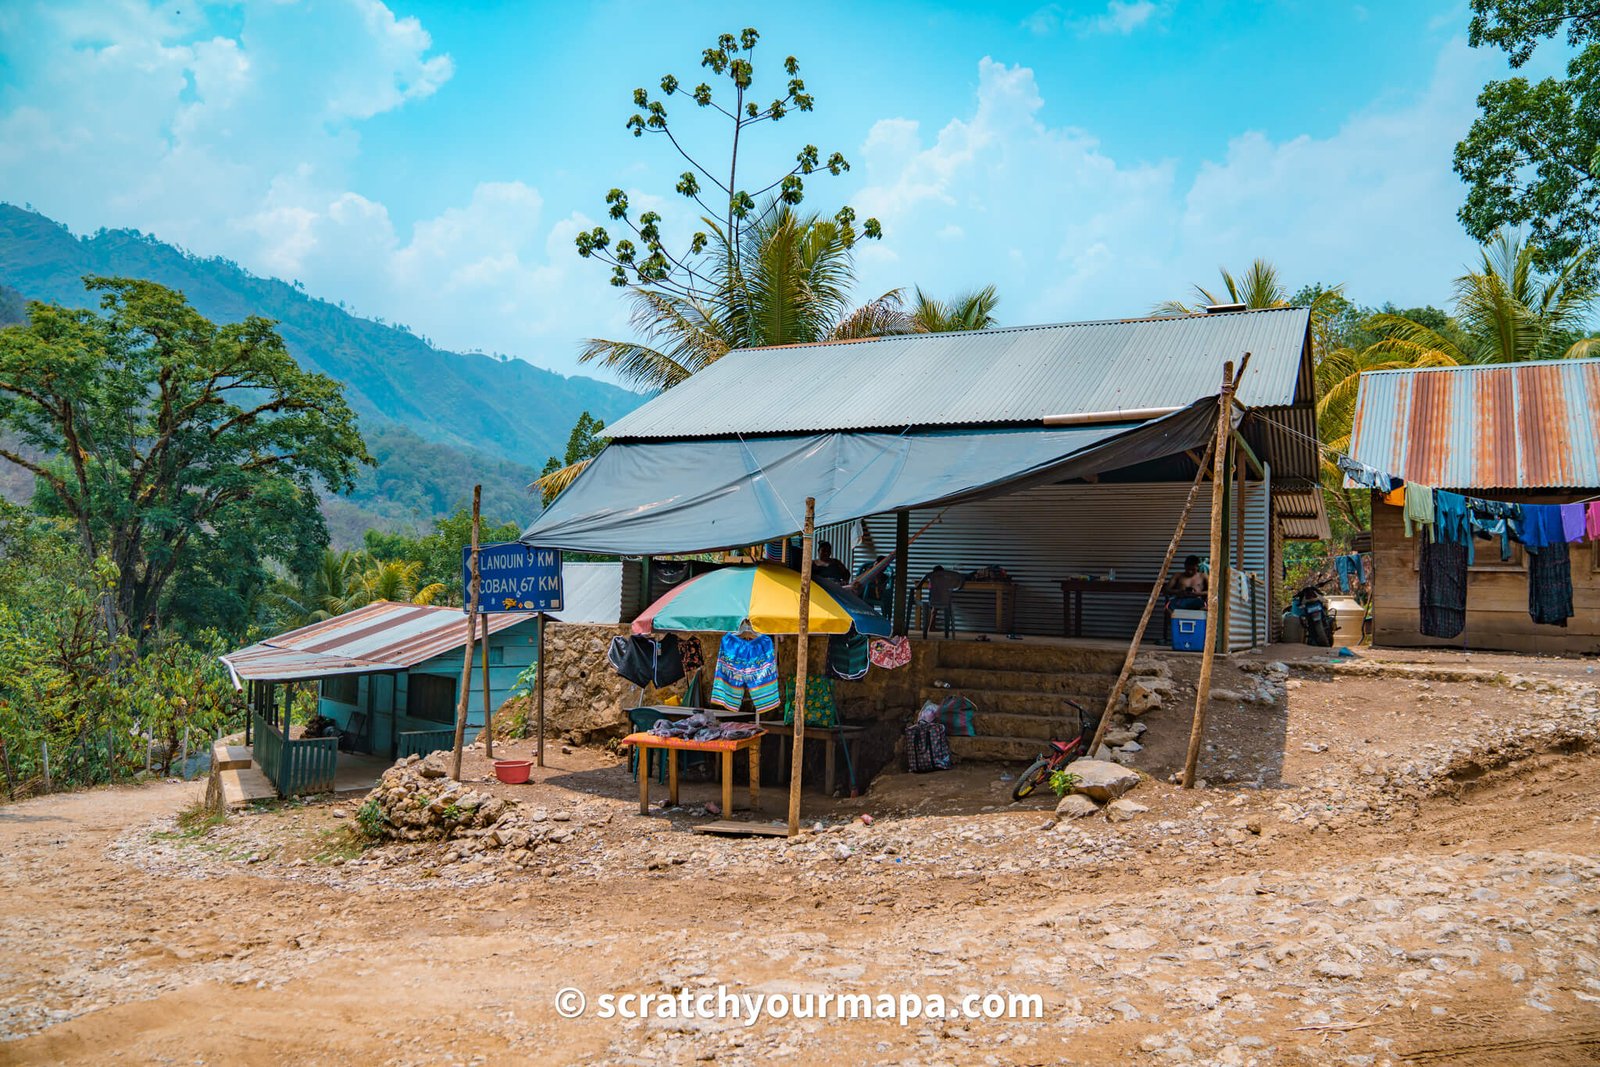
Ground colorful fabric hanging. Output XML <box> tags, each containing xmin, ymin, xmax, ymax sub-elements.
<box><xmin>867</xmin><ymin>635</ymin><xmax>912</xmax><ymax>670</ymax></box>
<box><xmin>1433</xmin><ymin>489</ymin><xmax>1474</xmax><ymax>565</ymax></box>
<box><xmin>781</xmin><ymin>676</ymin><xmax>838</xmax><ymax>727</ymax></box>
<box><xmin>710</xmin><ymin>632</ymin><xmax>780</xmax><ymax>713</ymax></box>
<box><xmin>825</xmin><ymin>632</ymin><xmax>870</xmax><ymax>681</ymax></box>
<box><xmin>1520</xmin><ymin>505</ymin><xmax>1567</xmax><ymax>550</ymax></box>
<box><xmin>1559</xmin><ymin>502</ymin><xmax>1588</xmax><ymax>543</ymax></box>
<box><xmin>1588</xmin><ymin>501</ymin><xmax>1600</xmax><ymax>541</ymax></box>
<box><xmin>1402</xmin><ymin>484</ymin><xmax>1435</xmax><ymax>540</ymax></box>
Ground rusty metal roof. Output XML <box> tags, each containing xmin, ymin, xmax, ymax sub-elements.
<box><xmin>1348</xmin><ymin>358</ymin><xmax>1600</xmax><ymax>490</ymax></box>
<box><xmin>600</xmin><ymin>307</ymin><xmax>1313</xmax><ymax>439</ymax></box>
<box><xmin>222</xmin><ymin>601</ymin><xmax>537</xmax><ymax>682</ymax></box>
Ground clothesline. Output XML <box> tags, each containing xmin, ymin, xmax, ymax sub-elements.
<box><xmin>1259</xmin><ymin>416</ymin><xmax>1600</xmax><ymax>506</ymax></box>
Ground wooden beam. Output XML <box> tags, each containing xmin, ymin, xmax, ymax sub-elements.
<box><xmin>480</xmin><ymin>609</ymin><xmax>493</xmax><ymax>760</ymax></box>
<box><xmin>1086</xmin><ymin>438</ymin><xmax>1215</xmax><ymax>756</ymax></box>
<box><xmin>1182</xmin><ymin>363</ymin><xmax>1238</xmax><ymax>788</ymax></box>
<box><xmin>788</xmin><ymin>498</ymin><xmax>816</xmax><ymax>837</ymax></box>
<box><xmin>892</xmin><ymin>510</ymin><xmax>910</xmax><ymax>636</ymax></box>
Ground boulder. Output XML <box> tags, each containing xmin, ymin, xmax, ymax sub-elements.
<box><xmin>1127</xmin><ymin>678</ymin><xmax>1172</xmax><ymax>716</ymax></box>
<box><xmin>1053</xmin><ymin>794</ymin><xmax>1101</xmax><ymax>820</ymax></box>
<box><xmin>1103</xmin><ymin>727</ymin><xmax>1138</xmax><ymax>747</ymax></box>
<box><xmin>1067</xmin><ymin>759</ymin><xmax>1140</xmax><ymax>801</ymax></box>
<box><xmin>1105</xmin><ymin>798</ymin><xmax>1150</xmax><ymax>823</ymax></box>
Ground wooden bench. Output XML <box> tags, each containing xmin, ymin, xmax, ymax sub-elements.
<box><xmin>769</xmin><ymin>723</ymin><xmax>867</xmax><ymax>797</ymax></box>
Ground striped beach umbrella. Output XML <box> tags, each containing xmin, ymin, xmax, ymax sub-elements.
<box><xmin>632</xmin><ymin>563</ymin><xmax>892</xmax><ymax>636</ymax></box>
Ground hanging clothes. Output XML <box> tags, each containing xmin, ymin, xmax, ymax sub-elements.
<box><xmin>1559</xmin><ymin>502</ymin><xmax>1588</xmax><ymax>543</ymax></box>
<box><xmin>710</xmin><ymin>632</ymin><xmax>781</xmax><ymax>713</ymax></box>
<box><xmin>606</xmin><ymin>634</ymin><xmax>686</xmax><ymax>688</ymax></box>
<box><xmin>1527</xmin><ymin>542</ymin><xmax>1575</xmax><ymax>627</ymax></box>
<box><xmin>825</xmin><ymin>631</ymin><xmax>871</xmax><ymax>681</ymax></box>
<box><xmin>1335</xmin><ymin>456</ymin><xmax>1394</xmax><ymax>493</ymax></box>
<box><xmin>1432</xmin><ymin>490</ymin><xmax>1475</xmax><ymax>565</ymax></box>
<box><xmin>679</xmin><ymin>634</ymin><xmax>705</xmax><ymax>673</ymax></box>
<box><xmin>1520</xmin><ymin>504</ymin><xmax>1567</xmax><ymax>550</ymax></box>
<box><xmin>1402</xmin><ymin>484</ymin><xmax>1435</xmax><ymax>540</ymax></box>
<box><xmin>1381</xmin><ymin>485</ymin><xmax>1407</xmax><ymax>507</ymax></box>
<box><xmin>1334</xmin><ymin>553</ymin><xmax>1364</xmax><ymax>593</ymax></box>
<box><xmin>867</xmin><ymin>634</ymin><xmax>912</xmax><ymax>670</ymax></box>
<box><xmin>1468</xmin><ymin>499</ymin><xmax>1523</xmax><ymax>562</ymax></box>
<box><xmin>1417</xmin><ymin>537</ymin><xmax>1468</xmax><ymax>639</ymax></box>
<box><xmin>1589</xmin><ymin>500</ymin><xmax>1600</xmax><ymax>541</ymax></box>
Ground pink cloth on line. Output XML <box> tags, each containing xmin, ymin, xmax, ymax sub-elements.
<box><xmin>1589</xmin><ymin>501</ymin><xmax>1600</xmax><ymax>541</ymax></box>
<box><xmin>1560</xmin><ymin>502</ymin><xmax>1588</xmax><ymax>542</ymax></box>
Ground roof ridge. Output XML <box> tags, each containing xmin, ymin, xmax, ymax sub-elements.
<box><xmin>1363</xmin><ymin>355</ymin><xmax>1600</xmax><ymax>375</ymax></box>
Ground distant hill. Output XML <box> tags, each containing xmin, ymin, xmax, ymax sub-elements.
<box><xmin>0</xmin><ymin>205</ymin><xmax>643</xmax><ymax>540</ymax></box>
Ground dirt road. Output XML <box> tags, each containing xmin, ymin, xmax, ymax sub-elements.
<box><xmin>2</xmin><ymin>659</ymin><xmax>1598</xmax><ymax>1066</ymax></box>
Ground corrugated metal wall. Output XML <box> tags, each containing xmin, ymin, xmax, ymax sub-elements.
<box><xmin>857</xmin><ymin>481</ymin><xmax>1269</xmax><ymax>650</ymax></box>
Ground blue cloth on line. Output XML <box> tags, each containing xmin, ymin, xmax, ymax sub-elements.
<box><xmin>1468</xmin><ymin>498</ymin><xmax>1522</xmax><ymax>561</ymax></box>
<box><xmin>1520</xmin><ymin>504</ymin><xmax>1567</xmax><ymax>551</ymax></box>
<box><xmin>1334</xmin><ymin>553</ymin><xmax>1363</xmax><ymax>592</ymax></box>
<box><xmin>1433</xmin><ymin>489</ymin><xmax>1475</xmax><ymax>566</ymax></box>
<box><xmin>1336</xmin><ymin>456</ymin><xmax>1394</xmax><ymax>493</ymax></box>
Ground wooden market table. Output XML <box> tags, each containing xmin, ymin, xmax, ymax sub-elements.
<box><xmin>770</xmin><ymin>723</ymin><xmax>867</xmax><ymax>797</ymax></box>
<box><xmin>621</xmin><ymin>730</ymin><xmax>765</xmax><ymax>816</ymax></box>
<box><xmin>914</xmin><ymin>578</ymin><xmax>1017</xmax><ymax>635</ymax></box>
<box><xmin>1057</xmin><ymin>578</ymin><xmax>1151</xmax><ymax>637</ymax></box>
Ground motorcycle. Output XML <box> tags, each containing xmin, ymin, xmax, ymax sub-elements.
<box><xmin>1291</xmin><ymin>578</ymin><xmax>1338</xmax><ymax>647</ymax></box>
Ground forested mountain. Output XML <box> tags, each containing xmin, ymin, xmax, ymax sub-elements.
<box><xmin>0</xmin><ymin>205</ymin><xmax>642</xmax><ymax>540</ymax></box>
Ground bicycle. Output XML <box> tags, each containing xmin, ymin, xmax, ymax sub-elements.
<box><xmin>1010</xmin><ymin>698</ymin><xmax>1099</xmax><ymax>802</ymax></box>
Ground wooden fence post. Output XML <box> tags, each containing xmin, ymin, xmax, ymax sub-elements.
<box><xmin>452</xmin><ymin>485</ymin><xmax>482</xmax><ymax>781</ymax></box>
<box><xmin>480</xmin><ymin>610</ymin><xmax>493</xmax><ymax>760</ymax></box>
<box><xmin>41</xmin><ymin>739</ymin><xmax>50</xmax><ymax>793</ymax></box>
<box><xmin>536</xmin><ymin>613</ymin><xmax>546</xmax><ymax>768</ymax></box>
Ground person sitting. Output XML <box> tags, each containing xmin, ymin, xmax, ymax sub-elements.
<box><xmin>852</xmin><ymin>554</ymin><xmax>894</xmax><ymax>614</ymax></box>
<box><xmin>812</xmin><ymin>540</ymin><xmax>851</xmax><ymax>583</ymax></box>
<box><xmin>1162</xmin><ymin>555</ymin><xmax>1208</xmax><ymax>640</ymax></box>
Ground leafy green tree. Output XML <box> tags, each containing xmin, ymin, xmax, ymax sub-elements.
<box><xmin>539</xmin><ymin>411</ymin><xmax>609</xmax><ymax>503</ymax></box>
<box><xmin>574</xmin><ymin>27</ymin><xmax>879</xmax><ymax>305</ymax></box>
<box><xmin>1156</xmin><ymin>259</ymin><xmax>1294</xmax><ymax>315</ymax></box>
<box><xmin>1456</xmin><ymin>1</ymin><xmax>1600</xmax><ymax>271</ymax></box>
<box><xmin>0</xmin><ymin>278</ymin><xmax>370</xmax><ymax>643</ymax></box>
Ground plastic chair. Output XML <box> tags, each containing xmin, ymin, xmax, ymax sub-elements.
<box><xmin>626</xmin><ymin>707</ymin><xmax>670</xmax><ymax>783</ymax></box>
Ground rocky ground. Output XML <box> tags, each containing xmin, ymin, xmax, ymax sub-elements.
<box><xmin>1</xmin><ymin>647</ymin><xmax>1598</xmax><ymax>1065</ymax></box>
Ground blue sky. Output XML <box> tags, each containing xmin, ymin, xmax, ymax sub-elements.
<box><xmin>0</xmin><ymin>1</ymin><xmax>1560</xmax><ymax>380</ymax></box>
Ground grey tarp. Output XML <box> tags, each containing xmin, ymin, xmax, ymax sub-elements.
<box><xmin>521</xmin><ymin>397</ymin><xmax>1223</xmax><ymax>555</ymax></box>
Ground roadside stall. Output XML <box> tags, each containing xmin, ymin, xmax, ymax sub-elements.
<box><xmin>617</xmin><ymin>563</ymin><xmax>898</xmax><ymax>823</ymax></box>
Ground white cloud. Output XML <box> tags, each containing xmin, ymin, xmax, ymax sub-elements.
<box><xmin>0</xmin><ymin>0</ymin><xmax>626</xmax><ymax>373</ymax></box>
<box><xmin>853</xmin><ymin>43</ymin><xmax>1497</xmax><ymax>324</ymax></box>
<box><xmin>1025</xmin><ymin>1</ymin><xmax>1170</xmax><ymax>37</ymax></box>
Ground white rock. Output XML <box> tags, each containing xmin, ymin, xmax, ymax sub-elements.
<box><xmin>1068</xmin><ymin>759</ymin><xmax>1141</xmax><ymax>801</ymax></box>
<box><xmin>1106</xmin><ymin>798</ymin><xmax>1150</xmax><ymax>823</ymax></box>
<box><xmin>1054</xmin><ymin>794</ymin><xmax>1101</xmax><ymax>820</ymax></box>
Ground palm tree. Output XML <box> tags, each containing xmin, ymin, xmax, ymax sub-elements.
<box><xmin>267</xmin><ymin>551</ymin><xmax>443</xmax><ymax>628</ymax></box>
<box><xmin>1155</xmin><ymin>259</ymin><xmax>1292</xmax><ymax>315</ymax></box>
<box><xmin>546</xmin><ymin>204</ymin><xmax>1001</xmax><ymax>497</ymax></box>
<box><xmin>1364</xmin><ymin>232</ymin><xmax>1598</xmax><ymax>366</ymax></box>
<box><xmin>347</xmin><ymin>558</ymin><xmax>444</xmax><ymax>608</ymax></box>
<box><xmin>906</xmin><ymin>285</ymin><xmax>1000</xmax><ymax>333</ymax></box>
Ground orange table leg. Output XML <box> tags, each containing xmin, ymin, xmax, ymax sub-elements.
<box><xmin>668</xmin><ymin>745</ymin><xmax>679</xmax><ymax>807</ymax></box>
<box><xmin>638</xmin><ymin>744</ymin><xmax>650</xmax><ymax>814</ymax></box>
<box><xmin>721</xmin><ymin>749</ymin><xmax>733</xmax><ymax>815</ymax></box>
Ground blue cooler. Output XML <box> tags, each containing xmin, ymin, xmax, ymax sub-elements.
<box><xmin>1170</xmin><ymin>609</ymin><xmax>1207</xmax><ymax>652</ymax></box>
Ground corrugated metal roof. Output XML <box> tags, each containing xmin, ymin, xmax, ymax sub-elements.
<box><xmin>601</xmin><ymin>307</ymin><xmax>1313</xmax><ymax>440</ymax></box>
<box><xmin>1348</xmin><ymin>358</ymin><xmax>1600</xmax><ymax>490</ymax></box>
<box><xmin>546</xmin><ymin>562</ymin><xmax>623</xmax><ymax>624</ymax></box>
<box><xmin>222</xmin><ymin>601</ymin><xmax>536</xmax><ymax>682</ymax></box>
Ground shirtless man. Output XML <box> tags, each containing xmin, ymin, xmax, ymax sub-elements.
<box><xmin>1166</xmin><ymin>555</ymin><xmax>1207</xmax><ymax>609</ymax></box>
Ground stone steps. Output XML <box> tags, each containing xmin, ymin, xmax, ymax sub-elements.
<box><xmin>949</xmin><ymin>734</ymin><xmax>1053</xmax><ymax>763</ymax></box>
<box><xmin>920</xmin><ymin>686</ymin><xmax>1105</xmax><ymax>718</ymax></box>
<box><xmin>967</xmin><ymin>710</ymin><xmax>1096</xmax><ymax>741</ymax></box>
<box><xmin>932</xmin><ymin>641</ymin><xmax>1130</xmax><ymax>674</ymax></box>
<box><xmin>928</xmin><ymin>667</ymin><xmax>1120</xmax><ymax>696</ymax></box>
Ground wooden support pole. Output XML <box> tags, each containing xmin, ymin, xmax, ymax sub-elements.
<box><xmin>41</xmin><ymin>739</ymin><xmax>50</xmax><ymax>793</ymax></box>
<box><xmin>1182</xmin><ymin>363</ymin><xmax>1238</xmax><ymax>788</ymax></box>
<box><xmin>1086</xmin><ymin>439</ymin><xmax>1215</xmax><ymax>755</ymax></box>
<box><xmin>788</xmin><ymin>497</ymin><xmax>816</xmax><ymax>837</ymax></box>
<box><xmin>480</xmin><ymin>609</ymin><xmax>493</xmax><ymax>760</ymax></box>
<box><xmin>892</xmin><ymin>510</ymin><xmax>910</xmax><ymax>636</ymax></box>
<box><xmin>451</xmin><ymin>485</ymin><xmax>482</xmax><ymax>781</ymax></box>
<box><xmin>535</xmin><ymin>612</ymin><xmax>547</xmax><ymax>768</ymax></box>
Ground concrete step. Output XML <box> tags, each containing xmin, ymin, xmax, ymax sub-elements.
<box><xmin>949</xmin><ymin>734</ymin><xmax>1052</xmax><ymax>763</ymax></box>
<box><xmin>928</xmin><ymin>666</ymin><xmax>1119</xmax><ymax>696</ymax></box>
<box><xmin>921</xmin><ymin>686</ymin><xmax>1104</xmax><ymax>717</ymax></box>
<box><xmin>969</xmin><ymin>711</ymin><xmax>1090</xmax><ymax>741</ymax></box>
<box><xmin>933</xmin><ymin>641</ymin><xmax>1130</xmax><ymax>674</ymax></box>
<box><xmin>217</xmin><ymin>766</ymin><xmax>275</xmax><ymax>808</ymax></box>
<box><xmin>211</xmin><ymin>740</ymin><xmax>252</xmax><ymax>771</ymax></box>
